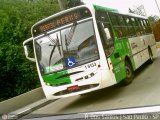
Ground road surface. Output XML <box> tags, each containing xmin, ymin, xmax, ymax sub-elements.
<box><xmin>23</xmin><ymin>49</ymin><xmax>160</xmax><ymax>119</ymax></box>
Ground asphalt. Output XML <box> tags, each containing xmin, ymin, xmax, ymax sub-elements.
<box><xmin>21</xmin><ymin>48</ymin><xmax>160</xmax><ymax>119</ymax></box>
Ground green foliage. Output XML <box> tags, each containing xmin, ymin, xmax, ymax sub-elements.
<box><xmin>0</xmin><ymin>0</ymin><xmax>60</xmax><ymax>101</ymax></box>
<box><xmin>148</xmin><ymin>16</ymin><xmax>160</xmax><ymax>26</ymax></box>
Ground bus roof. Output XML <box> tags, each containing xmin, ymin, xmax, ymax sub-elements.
<box><xmin>93</xmin><ymin>4</ymin><xmax>119</xmax><ymax>13</ymax></box>
<box><xmin>93</xmin><ymin>4</ymin><xmax>147</xmax><ymax>19</ymax></box>
<box><xmin>125</xmin><ymin>13</ymin><xmax>147</xmax><ymax>19</ymax></box>
<box><xmin>32</xmin><ymin>4</ymin><xmax>148</xmax><ymax>35</ymax></box>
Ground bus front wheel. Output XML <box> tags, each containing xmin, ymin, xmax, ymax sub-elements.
<box><xmin>122</xmin><ymin>61</ymin><xmax>134</xmax><ymax>86</ymax></box>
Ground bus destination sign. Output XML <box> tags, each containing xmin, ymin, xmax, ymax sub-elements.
<box><xmin>32</xmin><ymin>7</ymin><xmax>92</xmax><ymax>36</ymax></box>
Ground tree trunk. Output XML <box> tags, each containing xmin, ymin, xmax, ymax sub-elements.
<box><xmin>58</xmin><ymin>0</ymin><xmax>66</xmax><ymax>11</ymax></box>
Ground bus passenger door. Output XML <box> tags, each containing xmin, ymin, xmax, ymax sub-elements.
<box><xmin>97</xmin><ymin>21</ymin><xmax>118</xmax><ymax>84</ymax></box>
<box><xmin>98</xmin><ymin>22</ymin><xmax>114</xmax><ymax>56</ymax></box>
<box><xmin>95</xmin><ymin>11</ymin><xmax>119</xmax><ymax>85</ymax></box>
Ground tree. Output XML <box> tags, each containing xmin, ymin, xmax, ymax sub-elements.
<box><xmin>148</xmin><ymin>16</ymin><xmax>160</xmax><ymax>42</ymax></box>
<box><xmin>58</xmin><ymin>0</ymin><xmax>84</xmax><ymax>10</ymax></box>
<box><xmin>66</xmin><ymin>0</ymin><xmax>84</xmax><ymax>8</ymax></box>
<box><xmin>58</xmin><ymin>0</ymin><xmax>67</xmax><ymax>10</ymax></box>
<box><xmin>0</xmin><ymin>0</ymin><xmax>60</xmax><ymax>101</ymax></box>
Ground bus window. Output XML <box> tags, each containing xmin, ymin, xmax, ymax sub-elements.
<box><xmin>146</xmin><ymin>20</ymin><xmax>152</xmax><ymax>33</ymax></box>
<box><xmin>140</xmin><ymin>19</ymin><xmax>147</xmax><ymax>34</ymax></box>
<box><xmin>95</xmin><ymin>10</ymin><xmax>110</xmax><ymax>23</ymax></box>
<box><xmin>125</xmin><ymin>17</ymin><xmax>136</xmax><ymax>36</ymax></box>
<box><xmin>143</xmin><ymin>19</ymin><xmax>151</xmax><ymax>33</ymax></box>
<box><xmin>109</xmin><ymin>13</ymin><xmax>123</xmax><ymax>38</ymax></box>
<box><xmin>118</xmin><ymin>15</ymin><xmax>125</xmax><ymax>26</ymax></box>
<box><xmin>117</xmin><ymin>15</ymin><xmax>129</xmax><ymax>37</ymax></box>
<box><xmin>131</xmin><ymin>18</ymin><xmax>136</xmax><ymax>36</ymax></box>
<box><xmin>77</xmin><ymin>35</ymin><xmax>98</xmax><ymax>60</ymax></box>
<box><xmin>109</xmin><ymin>13</ymin><xmax>119</xmax><ymax>25</ymax></box>
<box><xmin>137</xmin><ymin>19</ymin><xmax>145</xmax><ymax>34</ymax></box>
<box><xmin>110</xmin><ymin>14</ymin><xmax>131</xmax><ymax>38</ymax></box>
<box><xmin>97</xmin><ymin>22</ymin><xmax>114</xmax><ymax>56</ymax></box>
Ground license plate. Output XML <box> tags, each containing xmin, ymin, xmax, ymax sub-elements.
<box><xmin>67</xmin><ymin>85</ymin><xmax>79</xmax><ymax>92</ymax></box>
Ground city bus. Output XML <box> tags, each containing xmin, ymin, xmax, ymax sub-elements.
<box><xmin>23</xmin><ymin>4</ymin><xmax>157</xmax><ymax>99</ymax></box>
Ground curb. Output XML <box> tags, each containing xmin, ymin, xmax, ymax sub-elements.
<box><xmin>6</xmin><ymin>99</ymin><xmax>56</xmax><ymax>119</ymax></box>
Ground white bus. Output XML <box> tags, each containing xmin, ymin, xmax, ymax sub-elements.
<box><xmin>23</xmin><ymin>4</ymin><xmax>157</xmax><ymax>99</ymax></box>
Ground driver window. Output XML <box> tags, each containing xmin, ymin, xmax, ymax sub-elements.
<box><xmin>97</xmin><ymin>21</ymin><xmax>114</xmax><ymax>56</ymax></box>
<box><xmin>95</xmin><ymin>10</ymin><xmax>114</xmax><ymax>57</ymax></box>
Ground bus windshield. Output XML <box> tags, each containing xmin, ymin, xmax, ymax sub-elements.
<box><xmin>35</xmin><ymin>19</ymin><xmax>99</xmax><ymax>75</ymax></box>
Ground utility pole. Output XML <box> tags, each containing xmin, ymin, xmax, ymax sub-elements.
<box><xmin>58</xmin><ymin>0</ymin><xmax>66</xmax><ymax>11</ymax></box>
<box><xmin>155</xmin><ymin>0</ymin><xmax>160</xmax><ymax>15</ymax></box>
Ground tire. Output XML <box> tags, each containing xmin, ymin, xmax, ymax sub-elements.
<box><xmin>121</xmin><ymin>61</ymin><xmax>134</xmax><ymax>86</ymax></box>
<box><xmin>148</xmin><ymin>48</ymin><xmax>153</xmax><ymax>64</ymax></box>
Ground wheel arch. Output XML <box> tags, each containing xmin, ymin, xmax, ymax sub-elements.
<box><xmin>124</xmin><ymin>55</ymin><xmax>135</xmax><ymax>71</ymax></box>
<box><xmin>148</xmin><ymin>45</ymin><xmax>153</xmax><ymax>56</ymax></box>
<box><xmin>120</xmin><ymin>55</ymin><xmax>135</xmax><ymax>86</ymax></box>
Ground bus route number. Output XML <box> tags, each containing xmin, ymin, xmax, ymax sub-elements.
<box><xmin>85</xmin><ymin>63</ymin><xmax>96</xmax><ymax>69</ymax></box>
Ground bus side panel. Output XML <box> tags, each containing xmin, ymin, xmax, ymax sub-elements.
<box><xmin>128</xmin><ymin>36</ymin><xmax>143</xmax><ymax>69</ymax></box>
<box><xmin>128</xmin><ymin>34</ymin><xmax>157</xmax><ymax>70</ymax></box>
<box><xmin>110</xmin><ymin>38</ymin><xmax>129</xmax><ymax>83</ymax></box>
<box><xmin>140</xmin><ymin>34</ymin><xmax>154</xmax><ymax>64</ymax></box>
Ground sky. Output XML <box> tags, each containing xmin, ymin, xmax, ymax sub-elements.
<box><xmin>83</xmin><ymin>0</ymin><xmax>160</xmax><ymax>17</ymax></box>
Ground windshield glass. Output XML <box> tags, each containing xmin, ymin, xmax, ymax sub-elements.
<box><xmin>35</xmin><ymin>19</ymin><xmax>99</xmax><ymax>75</ymax></box>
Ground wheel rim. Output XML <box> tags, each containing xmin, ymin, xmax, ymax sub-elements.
<box><xmin>126</xmin><ymin>66</ymin><xmax>131</xmax><ymax>78</ymax></box>
<box><xmin>150</xmin><ymin>53</ymin><xmax>153</xmax><ymax>61</ymax></box>
<box><xmin>149</xmin><ymin>49</ymin><xmax>153</xmax><ymax>61</ymax></box>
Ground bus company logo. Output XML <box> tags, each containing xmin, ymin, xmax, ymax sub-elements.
<box><xmin>131</xmin><ymin>42</ymin><xmax>138</xmax><ymax>49</ymax></box>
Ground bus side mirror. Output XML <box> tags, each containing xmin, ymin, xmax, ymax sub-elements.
<box><xmin>23</xmin><ymin>37</ymin><xmax>36</xmax><ymax>62</ymax></box>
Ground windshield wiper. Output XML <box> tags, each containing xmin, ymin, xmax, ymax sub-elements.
<box><xmin>66</xmin><ymin>22</ymin><xmax>77</xmax><ymax>46</ymax></box>
<box><xmin>64</xmin><ymin>22</ymin><xmax>77</xmax><ymax>56</ymax></box>
<box><xmin>56</xmin><ymin>34</ymin><xmax>62</xmax><ymax>56</ymax></box>
<box><xmin>46</xmin><ymin>33</ymin><xmax>62</xmax><ymax>69</ymax></box>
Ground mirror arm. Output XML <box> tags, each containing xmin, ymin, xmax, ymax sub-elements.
<box><xmin>23</xmin><ymin>37</ymin><xmax>36</xmax><ymax>62</ymax></box>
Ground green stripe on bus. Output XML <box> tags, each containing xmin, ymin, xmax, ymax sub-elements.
<box><xmin>110</xmin><ymin>37</ymin><xmax>135</xmax><ymax>82</ymax></box>
<box><xmin>93</xmin><ymin>4</ymin><xmax>119</xmax><ymax>13</ymax></box>
<box><xmin>43</xmin><ymin>70</ymin><xmax>71</xmax><ymax>86</ymax></box>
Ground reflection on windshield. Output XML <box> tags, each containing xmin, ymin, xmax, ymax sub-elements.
<box><xmin>35</xmin><ymin>20</ymin><xmax>99</xmax><ymax>74</ymax></box>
